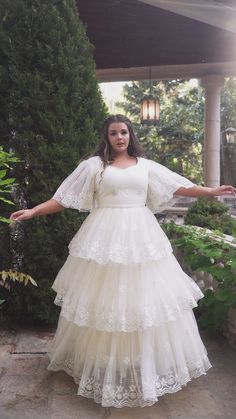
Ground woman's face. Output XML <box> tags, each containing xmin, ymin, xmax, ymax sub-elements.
<box><xmin>107</xmin><ymin>122</ymin><xmax>130</xmax><ymax>155</ymax></box>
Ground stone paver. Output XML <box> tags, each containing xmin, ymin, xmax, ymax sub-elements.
<box><xmin>13</xmin><ymin>330</ymin><xmax>54</xmax><ymax>354</ymax></box>
<box><xmin>0</xmin><ymin>328</ymin><xmax>235</xmax><ymax>419</ymax></box>
<box><xmin>108</xmin><ymin>403</ymin><xmax>168</xmax><ymax>419</ymax></box>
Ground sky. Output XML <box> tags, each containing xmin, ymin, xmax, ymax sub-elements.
<box><xmin>99</xmin><ymin>82</ymin><xmax>126</xmax><ymax>112</ymax></box>
<box><xmin>99</xmin><ymin>79</ymin><xmax>199</xmax><ymax>112</ymax></box>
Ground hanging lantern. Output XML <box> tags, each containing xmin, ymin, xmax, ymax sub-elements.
<box><xmin>140</xmin><ymin>96</ymin><xmax>160</xmax><ymax>125</ymax></box>
<box><xmin>140</xmin><ymin>66</ymin><xmax>160</xmax><ymax>125</ymax></box>
<box><xmin>225</xmin><ymin>127</ymin><xmax>236</xmax><ymax>145</ymax></box>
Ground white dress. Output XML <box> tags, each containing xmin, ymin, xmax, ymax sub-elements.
<box><xmin>47</xmin><ymin>156</ymin><xmax>211</xmax><ymax>408</ymax></box>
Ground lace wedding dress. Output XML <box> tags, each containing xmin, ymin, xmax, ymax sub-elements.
<box><xmin>47</xmin><ymin>156</ymin><xmax>211</xmax><ymax>407</ymax></box>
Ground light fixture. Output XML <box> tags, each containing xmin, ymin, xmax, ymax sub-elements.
<box><xmin>225</xmin><ymin>127</ymin><xmax>236</xmax><ymax>145</ymax></box>
<box><xmin>140</xmin><ymin>67</ymin><xmax>160</xmax><ymax>125</ymax></box>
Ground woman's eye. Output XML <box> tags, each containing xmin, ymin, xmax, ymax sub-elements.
<box><xmin>109</xmin><ymin>130</ymin><xmax>128</xmax><ymax>136</ymax></box>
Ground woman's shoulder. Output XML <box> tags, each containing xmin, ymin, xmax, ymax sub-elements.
<box><xmin>139</xmin><ymin>158</ymin><xmax>174</xmax><ymax>176</ymax></box>
<box><xmin>139</xmin><ymin>157</ymin><xmax>160</xmax><ymax>168</ymax></box>
<box><xmin>79</xmin><ymin>155</ymin><xmax>102</xmax><ymax>168</ymax></box>
<box><xmin>86</xmin><ymin>155</ymin><xmax>101</xmax><ymax>162</ymax></box>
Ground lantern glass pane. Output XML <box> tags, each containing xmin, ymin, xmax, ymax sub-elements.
<box><xmin>148</xmin><ymin>100</ymin><xmax>155</xmax><ymax>119</ymax></box>
<box><xmin>227</xmin><ymin>133</ymin><xmax>235</xmax><ymax>144</ymax></box>
<box><xmin>141</xmin><ymin>100</ymin><xmax>148</xmax><ymax>120</ymax></box>
<box><xmin>156</xmin><ymin>102</ymin><xmax>160</xmax><ymax>120</ymax></box>
<box><xmin>141</xmin><ymin>98</ymin><xmax>160</xmax><ymax>123</ymax></box>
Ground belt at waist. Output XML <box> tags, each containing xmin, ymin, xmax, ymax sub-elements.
<box><xmin>96</xmin><ymin>204</ymin><xmax>146</xmax><ymax>208</ymax></box>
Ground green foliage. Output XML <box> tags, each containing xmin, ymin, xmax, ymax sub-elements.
<box><xmin>185</xmin><ymin>197</ymin><xmax>236</xmax><ymax>236</ymax></box>
<box><xmin>0</xmin><ymin>270</ymin><xmax>37</xmax><ymax>306</ymax></box>
<box><xmin>0</xmin><ymin>269</ymin><xmax>37</xmax><ymax>286</ymax></box>
<box><xmin>220</xmin><ymin>78</ymin><xmax>236</xmax><ymax>186</ymax></box>
<box><xmin>0</xmin><ymin>0</ymin><xmax>107</xmax><ymax>324</ymax></box>
<box><xmin>0</xmin><ymin>146</ymin><xmax>20</xmax><ymax>223</ymax></box>
<box><xmin>0</xmin><ymin>147</ymin><xmax>37</xmax><ymax>307</ymax></box>
<box><xmin>118</xmin><ymin>80</ymin><xmax>204</xmax><ymax>183</ymax></box>
<box><xmin>221</xmin><ymin>78</ymin><xmax>236</xmax><ymax>131</ymax></box>
<box><xmin>163</xmin><ymin>222</ymin><xmax>236</xmax><ymax>333</ymax></box>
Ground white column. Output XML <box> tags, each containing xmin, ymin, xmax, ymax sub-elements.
<box><xmin>200</xmin><ymin>75</ymin><xmax>224</xmax><ymax>187</ymax></box>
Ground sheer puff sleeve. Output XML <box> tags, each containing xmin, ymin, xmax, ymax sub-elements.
<box><xmin>146</xmin><ymin>159</ymin><xmax>196</xmax><ymax>214</ymax></box>
<box><xmin>52</xmin><ymin>156</ymin><xmax>102</xmax><ymax>212</ymax></box>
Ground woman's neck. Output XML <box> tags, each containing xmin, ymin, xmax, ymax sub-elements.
<box><xmin>112</xmin><ymin>153</ymin><xmax>134</xmax><ymax>162</ymax></box>
<box><xmin>110</xmin><ymin>154</ymin><xmax>137</xmax><ymax>168</ymax></box>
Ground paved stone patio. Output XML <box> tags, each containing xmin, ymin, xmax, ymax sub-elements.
<box><xmin>0</xmin><ymin>328</ymin><xmax>235</xmax><ymax>419</ymax></box>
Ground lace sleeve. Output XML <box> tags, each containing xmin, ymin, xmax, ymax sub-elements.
<box><xmin>52</xmin><ymin>156</ymin><xmax>101</xmax><ymax>212</ymax></box>
<box><xmin>146</xmin><ymin>160</ymin><xmax>195</xmax><ymax>214</ymax></box>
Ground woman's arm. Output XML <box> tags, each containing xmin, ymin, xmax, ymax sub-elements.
<box><xmin>174</xmin><ymin>184</ymin><xmax>236</xmax><ymax>197</ymax></box>
<box><xmin>10</xmin><ymin>199</ymin><xmax>64</xmax><ymax>222</ymax></box>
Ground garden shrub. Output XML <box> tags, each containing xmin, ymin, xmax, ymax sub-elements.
<box><xmin>185</xmin><ymin>196</ymin><xmax>236</xmax><ymax>236</ymax></box>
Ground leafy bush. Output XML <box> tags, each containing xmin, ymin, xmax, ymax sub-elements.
<box><xmin>0</xmin><ymin>146</ymin><xmax>18</xmax><ymax>223</ymax></box>
<box><xmin>185</xmin><ymin>197</ymin><xmax>236</xmax><ymax>236</ymax></box>
<box><xmin>0</xmin><ymin>147</ymin><xmax>37</xmax><ymax>309</ymax></box>
<box><xmin>163</xmin><ymin>222</ymin><xmax>236</xmax><ymax>333</ymax></box>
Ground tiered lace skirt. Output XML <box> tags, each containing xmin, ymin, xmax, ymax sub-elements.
<box><xmin>47</xmin><ymin>207</ymin><xmax>212</xmax><ymax>407</ymax></box>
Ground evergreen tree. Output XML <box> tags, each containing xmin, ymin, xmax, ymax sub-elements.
<box><xmin>221</xmin><ymin>78</ymin><xmax>236</xmax><ymax>131</ymax></box>
<box><xmin>118</xmin><ymin>80</ymin><xmax>204</xmax><ymax>183</ymax></box>
<box><xmin>0</xmin><ymin>0</ymin><xmax>107</xmax><ymax>324</ymax></box>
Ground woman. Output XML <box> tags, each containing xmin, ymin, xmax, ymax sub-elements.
<box><xmin>10</xmin><ymin>115</ymin><xmax>236</xmax><ymax>408</ymax></box>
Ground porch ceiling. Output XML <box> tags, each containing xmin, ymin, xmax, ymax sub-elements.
<box><xmin>77</xmin><ymin>0</ymin><xmax>236</xmax><ymax>75</ymax></box>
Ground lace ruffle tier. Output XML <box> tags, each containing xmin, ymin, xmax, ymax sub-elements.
<box><xmin>52</xmin><ymin>254</ymin><xmax>203</xmax><ymax>332</ymax></box>
<box><xmin>68</xmin><ymin>207</ymin><xmax>173</xmax><ymax>264</ymax></box>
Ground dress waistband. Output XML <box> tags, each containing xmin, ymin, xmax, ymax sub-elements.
<box><xmin>96</xmin><ymin>204</ymin><xmax>146</xmax><ymax>209</ymax></box>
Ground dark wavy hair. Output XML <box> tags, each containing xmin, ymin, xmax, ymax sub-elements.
<box><xmin>93</xmin><ymin>114</ymin><xmax>145</xmax><ymax>166</ymax></box>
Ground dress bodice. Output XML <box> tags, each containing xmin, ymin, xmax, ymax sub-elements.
<box><xmin>52</xmin><ymin>156</ymin><xmax>195</xmax><ymax>214</ymax></box>
<box><xmin>95</xmin><ymin>159</ymin><xmax>148</xmax><ymax>208</ymax></box>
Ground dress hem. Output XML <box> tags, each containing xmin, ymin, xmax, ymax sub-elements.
<box><xmin>47</xmin><ymin>357</ymin><xmax>212</xmax><ymax>408</ymax></box>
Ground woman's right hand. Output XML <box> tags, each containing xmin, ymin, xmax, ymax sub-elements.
<box><xmin>10</xmin><ymin>209</ymin><xmax>35</xmax><ymax>222</ymax></box>
<box><xmin>9</xmin><ymin>199</ymin><xmax>64</xmax><ymax>223</ymax></box>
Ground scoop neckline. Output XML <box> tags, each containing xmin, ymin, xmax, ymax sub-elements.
<box><xmin>109</xmin><ymin>157</ymin><xmax>139</xmax><ymax>170</ymax></box>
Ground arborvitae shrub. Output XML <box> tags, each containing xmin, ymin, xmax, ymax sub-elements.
<box><xmin>0</xmin><ymin>0</ymin><xmax>107</xmax><ymax>324</ymax></box>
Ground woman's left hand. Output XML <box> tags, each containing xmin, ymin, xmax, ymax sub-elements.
<box><xmin>210</xmin><ymin>185</ymin><xmax>236</xmax><ymax>196</ymax></box>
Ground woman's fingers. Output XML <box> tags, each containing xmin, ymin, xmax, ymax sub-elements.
<box><xmin>9</xmin><ymin>209</ymin><xmax>33</xmax><ymax>222</ymax></box>
<box><xmin>215</xmin><ymin>185</ymin><xmax>236</xmax><ymax>195</ymax></box>
<box><xmin>10</xmin><ymin>210</ymin><xmax>24</xmax><ymax>220</ymax></box>
<box><xmin>222</xmin><ymin>185</ymin><xmax>236</xmax><ymax>195</ymax></box>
